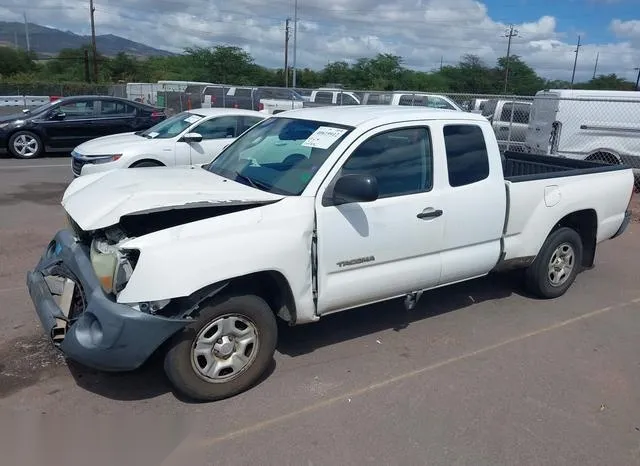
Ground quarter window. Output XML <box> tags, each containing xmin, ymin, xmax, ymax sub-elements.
<box><xmin>339</xmin><ymin>127</ymin><xmax>432</xmax><ymax>198</ymax></box>
<box><xmin>443</xmin><ymin>125</ymin><xmax>490</xmax><ymax>187</ymax></box>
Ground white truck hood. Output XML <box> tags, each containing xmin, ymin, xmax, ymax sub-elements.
<box><xmin>74</xmin><ymin>132</ymin><xmax>163</xmax><ymax>155</ymax></box>
<box><xmin>62</xmin><ymin>166</ymin><xmax>285</xmax><ymax>231</ymax></box>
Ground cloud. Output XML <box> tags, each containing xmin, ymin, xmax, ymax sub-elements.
<box><xmin>7</xmin><ymin>0</ymin><xmax>640</xmax><ymax>82</ymax></box>
<box><xmin>611</xmin><ymin>19</ymin><xmax>640</xmax><ymax>40</ymax></box>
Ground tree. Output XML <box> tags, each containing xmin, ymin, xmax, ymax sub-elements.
<box><xmin>582</xmin><ymin>74</ymin><xmax>635</xmax><ymax>91</ymax></box>
<box><xmin>440</xmin><ymin>54</ymin><xmax>497</xmax><ymax>94</ymax></box>
<box><xmin>496</xmin><ymin>55</ymin><xmax>545</xmax><ymax>95</ymax></box>
<box><xmin>0</xmin><ymin>47</ymin><xmax>37</xmax><ymax>78</ymax></box>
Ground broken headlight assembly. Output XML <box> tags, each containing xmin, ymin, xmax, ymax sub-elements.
<box><xmin>89</xmin><ymin>236</ymin><xmax>139</xmax><ymax>295</ymax></box>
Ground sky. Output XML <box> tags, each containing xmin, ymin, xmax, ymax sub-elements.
<box><xmin>1</xmin><ymin>0</ymin><xmax>639</xmax><ymax>82</ymax></box>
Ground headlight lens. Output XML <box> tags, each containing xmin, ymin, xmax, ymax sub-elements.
<box><xmin>90</xmin><ymin>238</ymin><xmax>138</xmax><ymax>295</ymax></box>
<box><xmin>92</xmin><ymin>154</ymin><xmax>123</xmax><ymax>165</ymax></box>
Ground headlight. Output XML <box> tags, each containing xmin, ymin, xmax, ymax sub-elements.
<box><xmin>92</xmin><ymin>154</ymin><xmax>123</xmax><ymax>164</ymax></box>
<box><xmin>90</xmin><ymin>238</ymin><xmax>138</xmax><ymax>295</ymax></box>
<box><xmin>0</xmin><ymin>122</ymin><xmax>11</xmax><ymax>129</ymax></box>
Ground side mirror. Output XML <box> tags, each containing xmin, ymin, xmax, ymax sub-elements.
<box><xmin>331</xmin><ymin>174</ymin><xmax>378</xmax><ymax>206</ymax></box>
<box><xmin>182</xmin><ymin>132</ymin><xmax>203</xmax><ymax>143</ymax></box>
<box><xmin>50</xmin><ymin>111</ymin><xmax>66</xmax><ymax>120</ymax></box>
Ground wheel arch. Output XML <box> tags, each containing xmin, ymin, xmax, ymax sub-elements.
<box><xmin>549</xmin><ymin>209</ymin><xmax>598</xmax><ymax>268</ymax></box>
<box><xmin>177</xmin><ymin>271</ymin><xmax>298</xmax><ymax>325</ymax></box>
<box><xmin>129</xmin><ymin>158</ymin><xmax>166</xmax><ymax>168</ymax></box>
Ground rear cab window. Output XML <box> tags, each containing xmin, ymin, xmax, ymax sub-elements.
<box><xmin>443</xmin><ymin>124</ymin><xmax>490</xmax><ymax>187</ymax></box>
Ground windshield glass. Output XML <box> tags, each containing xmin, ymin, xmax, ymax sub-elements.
<box><xmin>24</xmin><ymin>101</ymin><xmax>58</xmax><ymax>115</ymax></box>
<box><xmin>140</xmin><ymin>111</ymin><xmax>203</xmax><ymax>139</ymax></box>
<box><xmin>206</xmin><ymin>117</ymin><xmax>353</xmax><ymax>196</ymax></box>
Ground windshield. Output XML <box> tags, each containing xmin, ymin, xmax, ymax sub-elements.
<box><xmin>206</xmin><ymin>117</ymin><xmax>353</xmax><ymax>196</ymax></box>
<box><xmin>139</xmin><ymin>111</ymin><xmax>203</xmax><ymax>139</ymax></box>
<box><xmin>24</xmin><ymin>101</ymin><xmax>58</xmax><ymax>115</ymax></box>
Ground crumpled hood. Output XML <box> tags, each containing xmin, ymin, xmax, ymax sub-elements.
<box><xmin>62</xmin><ymin>166</ymin><xmax>284</xmax><ymax>231</ymax></box>
<box><xmin>73</xmin><ymin>132</ymin><xmax>155</xmax><ymax>155</ymax></box>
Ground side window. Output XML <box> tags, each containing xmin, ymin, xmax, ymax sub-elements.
<box><xmin>193</xmin><ymin>116</ymin><xmax>240</xmax><ymax>140</ymax></box>
<box><xmin>59</xmin><ymin>100</ymin><xmax>95</xmax><ymax>118</ymax></box>
<box><xmin>99</xmin><ymin>100</ymin><xmax>135</xmax><ymax>116</ymax></box>
<box><xmin>398</xmin><ymin>95</ymin><xmax>415</xmax><ymax>106</ymax></box>
<box><xmin>500</xmin><ymin>103</ymin><xmax>514</xmax><ymax>122</ymax></box>
<box><xmin>260</xmin><ymin>89</ymin><xmax>275</xmax><ymax>99</ymax></box>
<box><xmin>240</xmin><ymin>116</ymin><xmax>264</xmax><ymax>133</ymax></box>
<box><xmin>427</xmin><ymin>97</ymin><xmax>455</xmax><ymax>110</ymax></box>
<box><xmin>314</xmin><ymin>92</ymin><xmax>333</xmax><ymax>104</ymax></box>
<box><xmin>513</xmin><ymin>103</ymin><xmax>531</xmax><ymax>123</ymax></box>
<box><xmin>340</xmin><ymin>94</ymin><xmax>359</xmax><ymax>105</ymax></box>
<box><xmin>443</xmin><ymin>125</ymin><xmax>490</xmax><ymax>187</ymax></box>
<box><xmin>235</xmin><ymin>88</ymin><xmax>253</xmax><ymax>98</ymax></box>
<box><xmin>339</xmin><ymin>127</ymin><xmax>432</xmax><ymax>199</ymax></box>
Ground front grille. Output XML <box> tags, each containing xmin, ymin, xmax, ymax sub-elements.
<box><xmin>71</xmin><ymin>157</ymin><xmax>84</xmax><ymax>176</ymax></box>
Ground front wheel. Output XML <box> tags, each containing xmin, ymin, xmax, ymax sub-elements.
<box><xmin>524</xmin><ymin>227</ymin><xmax>583</xmax><ymax>299</ymax></box>
<box><xmin>8</xmin><ymin>131</ymin><xmax>43</xmax><ymax>159</ymax></box>
<box><xmin>164</xmin><ymin>294</ymin><xmax>277</xmax><ymax>401</ymax></box>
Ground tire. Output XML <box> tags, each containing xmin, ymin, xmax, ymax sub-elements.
<box><xmin>130</xmin><ymin>160</ymin><xmax>163</xmax><ymax>168</ymax></box>
<box><xmin>164</xmin><ymin>293</ymin><xmax>277</xmax><ymax>401</ymax></box>
<box><xmin>8</xmin><ymin>131</ymin><xmax>43</xmax><ymax>159</ymax></box>
<box><xmin>524</xmin><ymin>227</ymin><xmax>583</xmax><ymax>299</ymax></box>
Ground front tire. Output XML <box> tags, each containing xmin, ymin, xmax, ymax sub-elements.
<box><xmin>164</xmin><ymin>293</ymin><xmax>278</xmax><ymax>401</ymax></box>
<box><xmin>8</xmin><ymin>131</ymin><xmax>43</xmax><ymax>159</ymax></box>
<box><xmin>524</xmin><ymin>227</ymin><xmax>583</xmax><ymax>299</ymax></box>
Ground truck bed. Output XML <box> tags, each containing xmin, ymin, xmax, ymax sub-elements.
<box><xmin>502</xmin><ymin>151</ymin><xmax>629</xmax><ymax>182</ymax></box>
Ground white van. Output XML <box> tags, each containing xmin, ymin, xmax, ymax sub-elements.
<box><xmin>525</xmin><ymin>89</ymin><xmax>640</xmax><ymax>172</ymax></box>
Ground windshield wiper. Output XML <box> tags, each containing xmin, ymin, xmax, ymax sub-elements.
<box><xmin>234</xmin><ymin>171</ymin><xmax>272</xmax><ymax>191</ymax></box>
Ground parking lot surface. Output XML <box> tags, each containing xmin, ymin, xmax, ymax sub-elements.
<box><xmin>1</xmin><ymin>156</ymin><xmax>640</xmax><ymax>466</ymax></box>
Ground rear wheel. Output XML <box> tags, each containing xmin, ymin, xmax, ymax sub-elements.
<box><xmin>164</xmin><ymin>293</ymin><xmax>277</xmax><ymax>401</ymax></box>
<box><xmin>8</xmin><ymin>131</ymin><xmax>43</xmax><ymax>159</ymax></box>
<box><xmin>524</xmin><ymin>227</ymin><xmax>583</xmax><ymax>299</ymax></box>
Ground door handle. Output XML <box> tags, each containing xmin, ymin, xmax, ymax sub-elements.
<box><xmin>417</xmin><ymin>208</ymin><xmax>443</xmax><ymax>219</ymax></box>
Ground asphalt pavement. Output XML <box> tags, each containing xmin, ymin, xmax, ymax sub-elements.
<box><xmin>1</xmin><ymin>155</ymin><xmax>640</xmax><ymax>466</ymax></box>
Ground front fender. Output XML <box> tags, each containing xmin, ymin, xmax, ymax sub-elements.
<box><xmin>116</xmin><ymin>197</ymin><xmax>318</xmax><ymax>323</ymax></box>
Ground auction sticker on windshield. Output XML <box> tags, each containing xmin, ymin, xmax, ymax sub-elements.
<box><xmin>185</xmin><ymin>115</ymin><xmax>202</xmax><ymax>124</ymax></box>
<box><xmin>302</xmin><ymin>126</ymin><xmax>348</xmax><ymax>149</ymax></box>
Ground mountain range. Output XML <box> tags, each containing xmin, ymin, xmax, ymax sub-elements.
<box><xmin>0</xmin><ymin>21</ymin><xmax>175</xmax><ymax>57</ymax></box>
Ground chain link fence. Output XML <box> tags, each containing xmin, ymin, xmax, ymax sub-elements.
<box><xmin>1</xmin><ymin>82</ymin><xmax>639</xmax><ymax>191</ymax></box>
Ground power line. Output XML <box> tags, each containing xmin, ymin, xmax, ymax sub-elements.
<box><xmin>503</xmin><ymin>24</ymin><xmax>518</xmax><ymax>93</ymax></box>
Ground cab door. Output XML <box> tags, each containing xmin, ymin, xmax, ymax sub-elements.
<box><xmin>314</xmin><ymin>123</ymin><xmax>445</xmax><ymax>315</ymax></box>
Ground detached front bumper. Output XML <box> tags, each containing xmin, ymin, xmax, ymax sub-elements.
<box><xmin>26</xmin><ymin>229</ymin><xmax>189</xmax><ymax>372</ymax></box>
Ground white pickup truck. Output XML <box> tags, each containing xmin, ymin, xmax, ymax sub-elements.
<box><xmin>27</xmin><ymin>106</ymin><xmax>635</xmax><ymax>401</ymax></box>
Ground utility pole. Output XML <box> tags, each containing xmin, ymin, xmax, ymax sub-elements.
<box><xmin>14</xmin><ymin>31</ymin><xmax>18</xmax><ymax>49</ymax></box>
<box><xmin>89</xmin><ymin>0</ymin><xmax>98</xmax><ymax>82</ymax></box>
<box><xmin>84</xmin><ymin>49</ymin><xmax>90</xmax><ymax>83</ymax></box>
<box><xmin>440</xmin><ymin>56</ymin><xmax>443</xmax><ymax>72</ymax></box>
<box><xmin>284</xmin><ymin>18</ymin><xmax>290</xmax><ymax>87</ymax></box>
<box><xmin>570</xmin><ymin>35</ymin><xmax>581</xmax><ymax>88</ymax></box>
<box><xmin>23</xmin><ymin>12</ymin><xmax>30</xmax><ymax>52</ymax></box>
<box><xmin>592</xmin><ymin>51</ymin><xmax>599</xmax><ymax>80</ymax></box>
<box><xmin>503</xmin><ymin>25</ymin><xmax>518</xmax><ymax>93</ymax></box>
<box><xmin>635</xmin><ymin>67</ymin><xmax>640</xmax><ymax>91</ymax></box>
<box><xmin>292</xmin><ymin>0</ymin><xmax>298</xmax><ymax>88</ymax></box>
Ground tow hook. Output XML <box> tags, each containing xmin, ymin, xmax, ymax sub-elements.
<box><xmin>404</xmin><ymin>291</ymin><xmax>424</xmax><ymax>311</ymax></box>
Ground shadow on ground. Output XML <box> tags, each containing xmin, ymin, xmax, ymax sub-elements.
<box><xmin>4</xmin><ymin>272</ymin><xmax>526</xmax><ymax>403</ymax></box>
<box><xmin>0</xmin><ymin>182</ymin><xmax>68</xmax><ymax>206</ymax></box>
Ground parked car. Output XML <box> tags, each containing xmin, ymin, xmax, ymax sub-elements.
<box><xmin>389</xmin><ymin>92</ymin><xmax>463</xmax><ymax>110</ymax></box>
<box><xmin>27</xmin><ymin>106</ymin><xmax>634</xmax><ymax>401</ymax></box>
<box><xmin>525</xmin><ymin>89</ymin><xmax>640</xmax><ymax>174</ymax></box>
<box><xmin>71</xmin><ymin>108</ymin><xmax>265</xmax><ymax>177</ymax></box>
<box><xmin>303</xmin><ymin>88</ymin><xmax>362</xmax><ymax>107</ymax></box>
<box><xmin>198</xmin><ymin>86</ymin><xmax>305</xmax><ymax>114</ymax></box>
<box><xmin>481</xmin><ymin>99</ymin><xmax>532</xmax><ymax>152</ymax></box>
<box><xmin>0</xmin><ymin>96</ymin><xmax>166</xmax><ymax>159</ymax></box>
